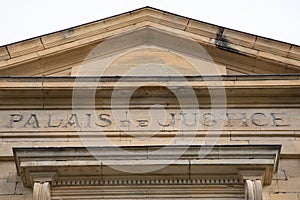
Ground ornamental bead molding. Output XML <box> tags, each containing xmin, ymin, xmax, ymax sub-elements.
<box><xmin>53</xmin><ymin>178</ymin><xmax>242</xmax><ymax>186</ymax></box>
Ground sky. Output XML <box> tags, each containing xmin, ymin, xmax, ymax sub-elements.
<box><xmin>0</xmin><ymin>0</ymin><xmax>299</xmax><ymax>46</ymax></box>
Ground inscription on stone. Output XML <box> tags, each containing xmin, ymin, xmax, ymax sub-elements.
<box><xmin>0</xmin><ymin>109</ymin><xmax>298</xmax><ymax>131</ymax></box>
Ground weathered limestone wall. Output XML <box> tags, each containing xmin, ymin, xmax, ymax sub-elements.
<box><xmin>1</xmin><ymin>131</ymin><xmax>300</xmax><ymax>199</ymax></box>
<box><xmin>262</xmin><ymin>159</ymin><xmax>300</xmax><ymax>200</ymax></box>
<box><xmin>0</xmin><ymin>161</ymin><xmax>32</xmax><ymax>200</ymax></box>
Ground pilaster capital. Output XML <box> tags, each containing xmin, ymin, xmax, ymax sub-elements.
<box><xmin>244</xmin><ymin>179</ymin><xmax>262</xmax><ymax>200</ymax></box>
<box><xmin>33</xmin><ymin>182</ymin><xmax>51</xmax><ymax>200</ymax></box>
<box><xmin>31</xmin><ymin>172</ymin><xmax>56</xmax><ymax>183</ymax></box>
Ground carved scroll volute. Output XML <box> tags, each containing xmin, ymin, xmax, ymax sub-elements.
<box><xmin>33</xmin><ymin>182</ymin><xmax>51</xmax><ymax>200</ymax></box>
<box><xmin>245</xmin><ymin>179</ymin><xmax>263</xmax><ymax>200</ymax></box>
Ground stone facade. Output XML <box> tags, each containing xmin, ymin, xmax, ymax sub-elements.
<box><xmin>0</xmin><ymin>7</ymin><xmax>300</xmax><ymax>200</ymax></box>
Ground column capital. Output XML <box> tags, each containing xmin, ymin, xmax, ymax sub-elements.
<box><xmin>238</xmin><ymin>169</ymin><xmax>264</xmax><ymax>182</ymax></box>
<box><xmin>30</xmin><ymin>172</ymin><xmax>56</xmax><ymax>183</ymax></box>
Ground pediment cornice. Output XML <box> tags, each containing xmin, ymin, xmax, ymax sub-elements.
<box><xmin>0</xmin><ymin>7</ymin><xmax>299</xmax><ymax>75</ymax></box>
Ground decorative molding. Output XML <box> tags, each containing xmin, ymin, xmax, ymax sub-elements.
<box><xmin>239</xmin><ymin>170</ymin><xmax>264</xmax><ymax>200</ymax></box>
<box><xmin>0</xmin><ymin>76</ymin><xmax>299</xmax><ymax>109</ymax></box>
<box><xmin>14</xmin><ymin>145</ymin><xmax>280</xmax><ymax>199</ymax></box>
<box><xmin>31</xmin><ymin>172</ymin><xmax>56</xmax><ymax>183</ymax></box>
<box><xmin>14</xmin><ymin>145</ymin><xmax>280</xmax><ymax>187</ymax></box>
<box><xmin>53</xmin><ymin>177</ymin><xmax>242</xmax><ymax>187</ymax></box>
<box><xmin>1</xmin><ymin>7</ymin><xmax>299</xmax><ymax>75</ymax></box>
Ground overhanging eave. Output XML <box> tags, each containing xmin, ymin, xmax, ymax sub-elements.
<box><xmin>13</xmin><ymin>145</ymin><xmax>281</xmax><ymax>188</ymax></box>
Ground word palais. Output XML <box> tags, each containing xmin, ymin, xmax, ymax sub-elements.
<box><xmin>0</xmin><ymin>7</ymin><xmax>300</xmax><ymax>200</ymax></box>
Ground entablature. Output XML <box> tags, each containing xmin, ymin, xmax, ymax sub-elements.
<box><xmin>14</xmin><ymin>145</ymin><xmax>280</xmax><ymax>200</ymax></box>
<box><xmin>0</xmin><ymin>75</ymin><xmax>299</xmax><ymax>109</ymax></box>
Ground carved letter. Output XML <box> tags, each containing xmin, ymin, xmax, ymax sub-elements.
<box><xmin>47</xmin><ymin>114</ymin><xmax>62</xmax><ymax>128</ymax></box>
<box><xmin>158</xmin><ymin>113</ymin><xmax>176</xmax><ymax>127</ymax></box>
<box><xmin>224</xmin><ymin>113</ymin><xmax>248</xmax><ymax>127</ymax></box>
<box><xmin>95</xmin><ymin>114</ymin><xmax>112</xmax><ymax>127</ymax></box>
<box><xmin>225</xmin><ymin>113</ymin><xmax>233</xmax><ymax>127</ymax></box>
<box><xmin>63</xmin><ymin>114</ymin><xmax>81</xmax><ymax>128</ymax></box>
<box><xmin>201</xmin><ymin>113</ymin><xmax>217</xmax><ymax>127</ymax></box>
<box><xmin>136</xmin><ymin>119</ymin><xmax>149</xmax><ymax>127</ymax></box>
<box><xmin>24</xmin><ymin>114</ymin><xmax>40</xmax><ymax>128</ymax></box>
<box><xmin>8</xmin><ymin>114</ymin><xmax>23</xmax><ymax>128</ymax></box>
<box><xmin>180</xmin><ymin>112</ymin><xmax>198</xmax><ymax>127</ymax></box>
<box><xmin>119</xmin><ymin>120</ymin><xmax>130</xmax><ymax>128</ymax></box>
<box><xmin>271</xmin><ymin>113</ymin><xmax>289</xmax><ymax>127</ymax></box>
<box><xmin>85</xmin><ymin>114</ymin><xmax>92</xmax><ymax>127</ymax></box>
<box><xmin>251</xmin><ymin>113</ymin><xmax>268</xmax><ymax>127</ymax></box>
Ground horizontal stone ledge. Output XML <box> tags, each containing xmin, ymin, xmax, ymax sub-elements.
<box><xmin>0</xmin><ymin>74</ymin><xmax>299</xmax><ymax>81</ymax></box>
<box><xmin>2</xmin><ymin>140</ymin><xmax>300</xmax><ymax>160</ymax></box>
<box><xmin>13</xmin><ymin>145</ymin><xmax>281</xmax><ymax>161</ymax></box>
<box><xmin>14</xmin><ymin>144</ymin><xmax>280</xmax><ymax>187</ymax></box>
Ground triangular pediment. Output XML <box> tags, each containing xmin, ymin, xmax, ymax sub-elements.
<box><xmin>0</xmin><ymin>7</ymin><xmax>299</xmax><ymax>76</ymax></box>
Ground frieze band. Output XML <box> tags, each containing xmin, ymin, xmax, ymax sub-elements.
<box><xmin>1</xmin><ymin>109</ymin><xmax>296</xmax><ymax>130</ymax></box>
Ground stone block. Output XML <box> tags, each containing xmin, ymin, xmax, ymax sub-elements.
<box><xmin>0</xmin><ymin>162</ymin><xmax>16</xmax><ymax>179</ymax></box>
<box><xmin>270</xmin><ymin>193</ymin><xmax>299</xmax><ymax>200</ymax></box>
<box><xmin>254</xmin><ymin>57</ymin><xmax>295</xmax><ymax>74</ymax></box>
<box><xmin>263</xmin><ymin>180</ymin><xmax>278</xmax><ymax>192</ymax></box>
<box><xmin>7</xmin><ymin>38</ymin><xmax>44</xmax><ymax>58</ymax></box>
<box><xmin>0</xmin><ymin>47</ymin><xmax>10</xmax><ymax>61</ymax></box>
<box><xmin>0</xmin><ymin>142</ymin><xmax>36</xmax><ymax>158</ymax></box>
<box><xmin>41</xmin><ymin>21</ymin><xmax>107</xmax><ymax>48</ymax></box>
<box><xmin>249</xmin><ymin>141</ymin><xmax>300</xmax><ymax>156</ymax></box>
<box><xmin>263</xmin><ymin>192</ymin><xmax>271</xmax><ymax>200</ymax></box>
<box><xmin>15</xmin><ymin>183</ymin><xmax>32</xmax><ymax>195</ymax></box>
<box><xmin>0</xmin><ymin>195</ymin><xmax>27</xmax><ymax>200</ymax></box>
<box><xmin>254</xmin><ymin>37</ymin><xmax>291</xmax><ymax>57</ymax></box>
<box><xmin>279</xmin><ymin>159</ymin><xmax>300</xmax><ymax>178</ymax></box>
<box><xmin>130</xmin><ymin>139</ymin><xmax>176</xmax><ymax>146</ymax></box>
<box><xmin>257</xmin><ymin>52</ymin><xmax>296</xmax><ymax>68</ymax></box>
<box><xmin>0</xmin><ymin>179</ymin><xmax>16</xmax><ymax>195</ymax></box>
<box><xmin>0</xmin><ymin>144</ymin><xmax>14</xmax><ymax>159</ymax></box>
<box><xmin>287</xmin><ymin>56</ymin><xmax>300</xmax><ymax>67</ymax></box>
<box><xmin>216</xmin><ymin>139</ymin><xmax>249</xmax><ymax>145</ymax></box>
<box><xmin>7</xmin><ymin>172</ymin><xmax>21</xmax><ymax>183</ymax></box>
<box><xmin>272</xmin><ymin>169</ymin><xmax>287</xmax><ymax>180</ymax></box>
<box><xmin>281</xmin><ymin>141</ymin><xmax>300</xmax><ymax>157</ymax></box>
<box><xmin>75</xmin><ymin>21</ymin><xmax>107</xmax><ymax>39</ymax></box>
<box><xmin>278</xmin><ymin>177</ymin><xmax>300</xmax><ymax>192</ymax></box>
<box><xmin>31</xmin><ymin>141</ymin><xmax>83</xmax><ymax>147</ymax></box>
<box><xmin>1</xmin><ymin>56</ymin><xmax>42</xmax><ymax>76</ymax></box>
<box><xmin>226</xmin><ymin>43</ymin><xmax>258</xmax><ymax>56</ymax></box>
<box><xmin>104</xmin><ymin>13</ymin><xmax>134</xmax><ymax>31</ymax></box>
<box><xmin>223</xmin><ymin>29</ymin><xmax>256</xmax><ymax>48</ymax></box>
<box><xmin>288</xmin><ymin>45</ymin><xmax>300</xmax><ymax>60</ymax></box>
<box><xmin>41</xmin><ymin>30</ymin><xmax>75</xmax><ymax>49</ymax></box>
<box><xmin>231</xmin><ymin>131</ymin><xmax>294</xmax><ymax>141</ymax></box>
<box><xmin>186</xmin><ymin>20</ymin><xmax>219</xmax><ymax>38</ymax></box>
<box><xmin>159</xmin><ymin>13</ymin><xmax>189</xmax><ymax>30</ymax></box>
